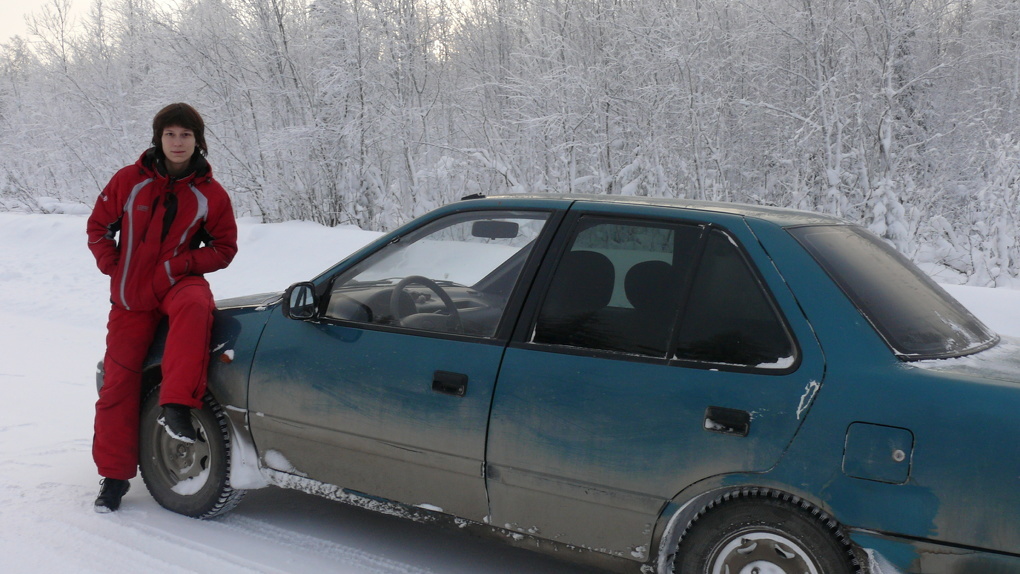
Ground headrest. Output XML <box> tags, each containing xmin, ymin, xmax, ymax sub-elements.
<box><xmin>625</xmin><ymin>260</ymin><xmax>673</xmax><ymax>312</ymax></box>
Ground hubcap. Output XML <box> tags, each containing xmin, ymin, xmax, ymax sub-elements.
<box><xmin>710</xmin><ymin>531</ymin><xmax>819</xmax><ymax>574</ymax></box>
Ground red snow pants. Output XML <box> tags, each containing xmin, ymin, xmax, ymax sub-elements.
<box><xmin>93</xmin><ymin>276</ymin><xmax>216</xmax><ymax>480</ymax></box>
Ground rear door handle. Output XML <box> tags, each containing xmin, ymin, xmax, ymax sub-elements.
<box><xmin>432</xmin><ymin>370</ymin><xmax>468</xmax><ymax>397</ymax></box>
<box><xmin>704</xmin><ymin>406</ymin><xmax>750</xmax><ymax>437</ymax></box>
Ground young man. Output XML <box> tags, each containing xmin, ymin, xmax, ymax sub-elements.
<box><xmin>87</xmin><ymin>103</ymin><xmax>238</xmax><ymax>513</ymax></box>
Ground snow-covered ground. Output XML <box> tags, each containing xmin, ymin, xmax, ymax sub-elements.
<box><xmin>2</xmin><ymin>210</ymin><xmax>1018</xmax><ymax>573</ymax></box>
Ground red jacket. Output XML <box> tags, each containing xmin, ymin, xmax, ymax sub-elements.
<box><xmin>88</xmin><ymin>150</ymin><xmax>238</xmax><ymax>311</ymax></box>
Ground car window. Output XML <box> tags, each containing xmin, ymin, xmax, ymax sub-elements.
<box><xmin>790</xmin><ymin>224</ymin><xmax>998</xmax><ymax>359</ymax></box>
<box><xmin>325</xmin><ymin>210</ymin><xmax>550</xmax><ymax>337</ymax></box>
<box><xmin>673</xmin><ymin>229</ymin><xmax>796</xmax><ymax>370</ymax></box>
<box><xmin>532</xmin><ymin>217</ymin><xmax>796</xmax><ymax>370</ymax></box>
<box><xmin>532</xmin><ymin>217</ymin><xmax>702</xmax><ymax>356</ymax></box>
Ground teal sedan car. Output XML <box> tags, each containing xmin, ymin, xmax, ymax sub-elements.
<box><xmin>115</xmin><ymin>195</ymin><xmax>1019</xmax><ymax>574</ymax></box>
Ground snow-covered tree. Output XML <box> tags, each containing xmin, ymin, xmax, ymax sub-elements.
<box><xmin>0</xmin><ymin>0</ymin><xmax>1017</xmax><ymax>282</ymax></box>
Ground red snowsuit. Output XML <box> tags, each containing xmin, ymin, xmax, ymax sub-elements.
<box><xmin>87</xmin><ymin>150</ymin><xmax>238</xmax><ymax>480</ymax></box>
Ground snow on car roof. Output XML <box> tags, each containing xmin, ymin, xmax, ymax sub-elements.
<box><xmin>470</xmin><ymin>193</ymin><xmax>845</xmax><ymax>227</ymax></box>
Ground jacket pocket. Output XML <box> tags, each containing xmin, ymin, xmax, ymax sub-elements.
<box><xmin>153</xmin><ymin>255</ymin><xmax>191</xmax><ymax>300</ymax></box>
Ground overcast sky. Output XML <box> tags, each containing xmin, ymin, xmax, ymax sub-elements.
<box><xmin>0</xmin><ymin>0</ymin><xmax>181</xmax><ymax>45</ymax></box>
<box><xmin>0</xmin><ymin>0</ymin><xmax>84</xmax><ymax>44</ymax></box>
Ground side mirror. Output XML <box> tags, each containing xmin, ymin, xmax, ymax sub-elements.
<box><xmin>282</xmin><ymin>282</ymin><xmax>319</xmax><ymax>320</ymax></box>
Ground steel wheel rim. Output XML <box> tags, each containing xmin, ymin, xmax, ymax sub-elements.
<box><xmin>709</xmin><ymin>529</ymin><xmax>820</xmax><ymax>574</ymax></box>
<box><xmin>154</xmin><ymin>415</ymin><xmax>211</xmax><ymax>485</ymax></box>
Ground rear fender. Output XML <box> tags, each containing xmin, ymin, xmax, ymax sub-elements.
<box><xmin>651</xmin><ymin>479</ymin><xmax>864</xmax><ymax>574</ymax></box>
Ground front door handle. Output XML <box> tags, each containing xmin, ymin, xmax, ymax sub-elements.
<box><xmin>704</xmin><ymin>406</ymin><xmax>750</xmax><ymax>437</ymax></box>
<box><xmin>432</xmin><ymin>371</ymin><xmax>468</xmax><ymax>397</ymax></box>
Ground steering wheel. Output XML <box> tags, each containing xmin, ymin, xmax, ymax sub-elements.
<box><xmin>389</xmin><ymin>275</ymin><xmax>463</xmax><ymax>333</ymax></box>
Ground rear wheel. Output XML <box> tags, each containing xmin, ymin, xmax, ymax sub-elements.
<box><xmin>674</xmin><ymin>488</ymin><xmax>861</xmax><ymax>574</ymax></box>
<box><xmin>139</xmin><ymin>386</ymin><xmax>245</xmax><ymax>518</ymax></box>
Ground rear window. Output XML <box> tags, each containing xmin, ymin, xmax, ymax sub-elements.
<box><xmin>789</xmin><ymin>225</ymin><xmax>998</xmax><ymax>360</ymax></box>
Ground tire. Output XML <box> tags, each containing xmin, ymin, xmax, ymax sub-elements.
<box><xmin>674</xmin><ymin>488</ymin><xmax>861</xmax><ymax>574</ymax></box>
<box><xmin>139</xmin><ymin>386</ymin><xmax>246</xmax><ymax>518</ymax></box>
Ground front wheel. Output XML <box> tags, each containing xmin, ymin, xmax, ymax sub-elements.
<box><xmin>674</xmin><ymin>488</ymin><xmax>861</xmax><ymax>574</ymax></box>
<box><xmin>139</xmin><ymin>386</ymin><xmax>245</xmax><ymax>518</ymax></box>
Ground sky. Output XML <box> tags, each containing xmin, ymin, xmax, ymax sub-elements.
<box><xmin>0</xmin><ymin>0</ymin><xmax>177</xmax><ymax>44</ymax></box>
<box><xmin>0</xmin><ymin>0</ymin><xmax>79</xmax><ymax>43</ymax></box>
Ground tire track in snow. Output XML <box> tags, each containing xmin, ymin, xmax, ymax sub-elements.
<box><xmin>2</xmin><ymin>478</ymin><xmax>416</xmax><ymax>574</ymax></box>
<box><xmin>213</xmin><ymin>513</ymin><xmax>439</xmax><ymax>574</ymax></box>
<box><xmin>1</xmin><ymin>476</ymin><xmax>435</xmax><ymax>573</ymax></box>
<box><xmin>0</xmin><ymin>483</ymin><xmax>255</xmax><ymax>574</ymax></box>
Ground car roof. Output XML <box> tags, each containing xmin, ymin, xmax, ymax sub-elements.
<box><xmin>468</xmin><ymin>193</ymin><xmax>845</xmax><ymax>227</ymax></box>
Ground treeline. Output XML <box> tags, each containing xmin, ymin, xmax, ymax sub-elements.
<box><xmin>0</xmin><ymin>0</ymin><xmax>1018</xmax><ymax>284</ymax></box>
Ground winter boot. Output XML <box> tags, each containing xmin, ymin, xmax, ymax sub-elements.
<box><xmin>158</xmin><ymin>404</ymin><xmax>197</xmax><ymax>443</ymax></box>
<box><xmin>94</xmin><ymin>478</ymin><xmax>131</xmax><ymax>513</ymax></box>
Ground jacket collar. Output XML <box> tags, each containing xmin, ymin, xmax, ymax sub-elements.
<box><xmin>138</xmin><ymin>148</ymin><xmax>211</xmax><ymax>182</ymax></box>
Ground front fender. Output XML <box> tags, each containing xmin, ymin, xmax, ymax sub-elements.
<box><xmin>94</xmin><ymin>293</ymin><xmax>280</xmax><ymax>489</ymax></box>
<box><xmin>222</xmin><ymin>402</ymin><xmax>270</xmax><ymax>489</ymax></box>
<box><xmin>102</xmin><ymin>292</ymin><xmax>282</xmax><ymax>398</ymax></box>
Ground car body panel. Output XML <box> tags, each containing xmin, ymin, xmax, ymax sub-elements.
<box><xmin>203</xmin><ymin>293</ymin><xmax>280</xmax><ymax>407</ymax></box>
<box><xmin>132</xmin><ymin>292</ymin><xmax>278</xmax><ymax>407</ymax></box>
<box><xmin>247</xmin><ymin>306</ymin><xmax>503</xmax><ymax>521</ymax></box>
<box><xmin>763</xmin><ymin>360</ymin><xmax>1020</xmax><ymax>570</ymax></box>
<box><xmin>852</xmin><ymin>530</ymin><xmax>1020</xmax><ymax>574</ymax></box>
<box><xmin>744</xmin><ymin>217</ymin><xmax>1020</xmax><ymax>565</ymax></box>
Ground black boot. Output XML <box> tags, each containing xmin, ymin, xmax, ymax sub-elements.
<box><xmin>158</xmin><ymin>404</ymin><xmax>197</xmax><ymax>443</ymax></box>
<box><xmin>94</xmin><ymin>478</ymin><xmax>131</xmax><ymax>513</ymax></box>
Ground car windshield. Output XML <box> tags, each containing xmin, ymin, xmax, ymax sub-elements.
<box><xmin>789</xmin><ymin>224</ymin><xmax>998</xmax><ymax>360</ymax></box>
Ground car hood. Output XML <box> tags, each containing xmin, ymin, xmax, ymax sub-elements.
<box><xmin>912</xmin><ymin>336</ymin><xmax>1020</xmax><ymax>385</ymax></box>
<box><xmin>216</xmin><ymin>292</ymin><xmax>283</xmax><ymax>311</ymax></box>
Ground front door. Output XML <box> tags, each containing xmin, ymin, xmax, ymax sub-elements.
<box><xmin>249</xmin><ymin>209</ymin><xmax>553</xmax><ymax>520</ymax></box>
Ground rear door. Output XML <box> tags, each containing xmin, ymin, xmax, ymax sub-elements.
<box><xmin>485</xmin><ymin>203</ymin><xmax>826</xmax><ymax>559</ymax></box>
